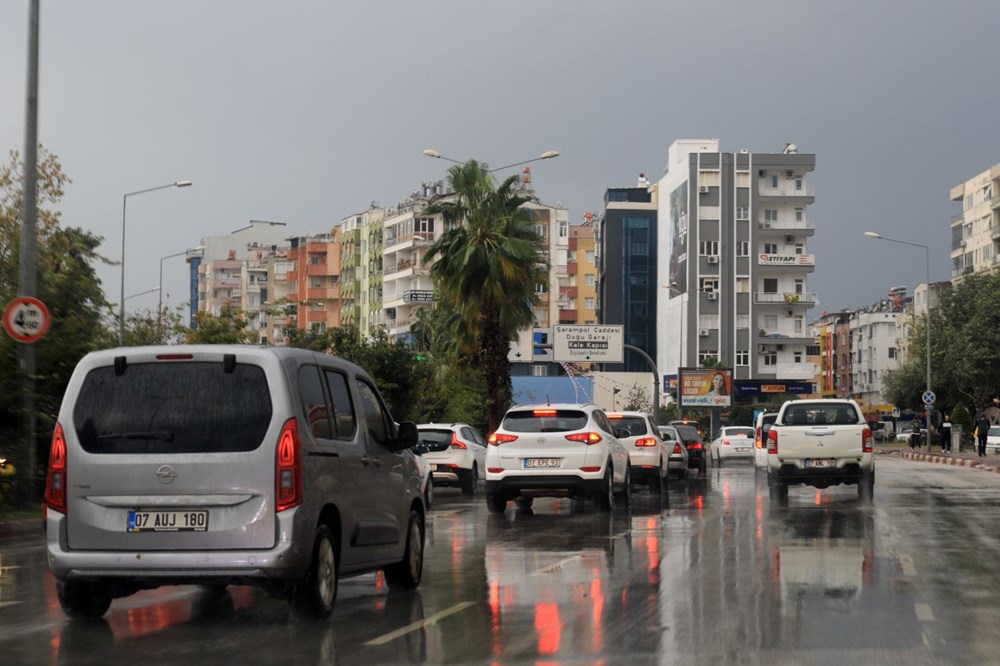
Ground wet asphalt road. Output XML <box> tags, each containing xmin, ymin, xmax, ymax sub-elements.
<box><xmin>3</xmin><ymin>457</ymin><xmax>1000</xmax><ymax>665</ymax></box>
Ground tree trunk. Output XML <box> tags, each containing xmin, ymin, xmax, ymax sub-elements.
<box><xmin>480</xmin><ymin>303</ymin><xmax>511</xmax><ymax>434</ymax></box>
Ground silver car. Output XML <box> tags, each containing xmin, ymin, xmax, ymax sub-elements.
<box><xmin>44</xmin><ymin>345</ymin><xmax>425</xmax><ymax>619</ymax></box>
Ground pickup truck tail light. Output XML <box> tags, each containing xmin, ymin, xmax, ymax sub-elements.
<box><xmin>767</xmin><ymin>428</ymin><xmax>778</xmax><ymax>454</ymax></box>
<box><xmin>862</xmin><ymin>427</ymin><xmax>873</xmax><ymax>453</ymax></box>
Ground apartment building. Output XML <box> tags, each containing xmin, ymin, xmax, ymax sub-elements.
<box><xmin>950</xmin><ymin>161</ymin><xmax>1000</xmax><ymax>280</ymax></box>
<box><xmin>848</xmin><ymin>308</ymin><xmax>901</xmax><ymax>413</ymax></box>
<box><xmin>338</xmin><ymin>206</ymin><xmax>387</xmax><ymax>335</ymax></box>
<box><xmin>286</xmin><ymin>230</ymin><xmax>343</xmax><ymax>335</ymax></box>
<box><xmin>656</xmin><ymin>139</ymin><xmax>818</xmax><ymax>397</ymax></box>
<box><xmin>810</xmin><ymin>310</ymin><xmax>852</xmax><ymax>398</ymax></box>
<box><xmin>596</xmin><ymin>179</ymin><xmax>658</xmax><ymax>373</ymax></box>
<box><xmin>568</xmin><ymin>221</ymin><xmax>598</xmax><ymax>325</ymax></box>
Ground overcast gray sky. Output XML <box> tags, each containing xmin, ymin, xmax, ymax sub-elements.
<box><xmin>2</xmin><ymin>1</ymin><xmax>998</xmax><ymax>318</ymax></box>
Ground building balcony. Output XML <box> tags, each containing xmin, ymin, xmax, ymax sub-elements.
<box><xmin>307</xmin><ymin>286</ymin><xmax>340</xmax><ymax>301</ymax></box>
<box><xmin>754</xmin><ymin>292</ymin><xmax>817</xmax><ymax>305</ymax></box>
<box><xmin>212</xmin><ymin>277</ymin><xmax>240</xmax><ymax>288</ymax></box>
<box><xmin>559</xmin><ymin>309</ymin><xmax>578</xmax><ymax>321</ymax></box>
<box><xmin>567</xmin><ymin>262</ymin><xmax>578</xmax><ymax>275</ymax></box>
<box><xmin>757</xmin><ymin>253</ymin><xmax>815</xmax><ymax>267</ymax></box>
<box><xmin>758</xmin><ymin>328</ymin><xmax>814</xmax><ymax>342</ymax></box>
<box><xmin>758</xmin><ymin>185</ymin><xmax>816</xmax><ymax>201</ymax></box>
<box><xmin>306</xmin><ymin>263</ymin><xmax>331</xmax><ymax>276</ymax></box>
<box><xmin>757</xmin><ymin>219</ymin><xmax>816</xmax><ymax>233</ymax></box>
<box><xmin>993</xmin><ymin>194</ymin><xmax>1000</xmax><ymax>210</ymax></box>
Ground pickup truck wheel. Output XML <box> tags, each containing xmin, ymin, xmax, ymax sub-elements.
<box><xmin>858</xmin><ymin>472</ymin><xmax>875</xmax><ymax>502</ymax></box>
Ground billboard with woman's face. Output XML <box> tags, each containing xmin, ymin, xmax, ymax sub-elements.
<box><xmin>680</xmin><ymin>368</ymin><xmax>732</xmax><ymax>408</ymax></box>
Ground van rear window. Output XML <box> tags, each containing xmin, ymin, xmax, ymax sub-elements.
<box><xmin>73</xmin><ymin>362</ymin><xmax>273</xmax><ymax>454</ymax></box>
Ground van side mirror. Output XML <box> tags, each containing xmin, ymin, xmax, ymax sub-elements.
<box><xmin>396</xmin><ymin>421</ymin><xmax>418</xmax><ymax>450</ymax></box>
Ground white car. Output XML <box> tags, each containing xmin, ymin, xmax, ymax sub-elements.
<box><xmin>607</xmin><ymin>411</ymin><xmax>670</xmax><ymax>493</ymax></box>
<box><xmin>987</xmin><ymin>426</ymin><xmax>1000</xmax><ymax>454</ymax></box>
<box><xmin>753</xmin><ymin>412</ymin><xmax>779</xmax><ymax>469</ymax></box>
<box><xmin>416</xmin><ymin>423</ymin><xmax>487</xmax><ymax>496</ymax></box>
<box><xmin>657</xmin><ymin>425</ymin><xmax>689</xmax><ymax>479</ymax></box>
<box><xmin>711</xmin><ymin>426</ymin><xmax>756</xmax><ymax>465</ymax></box>
<box><xmin>484</xmin><ymin>403</ymin><xmax>631</xmax><ymax>513</ymax></box>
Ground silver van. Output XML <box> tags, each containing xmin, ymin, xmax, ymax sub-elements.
<box><xmin>44</xmin><ymin>345</ymin><xmax>425</xmax><ymax>619</ymax></box>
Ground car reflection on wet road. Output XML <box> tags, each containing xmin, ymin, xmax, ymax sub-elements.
<box><xmin>3</xmin><ymin>458</ymin><xmax>1000</xmax><ymax>664</ymax></box>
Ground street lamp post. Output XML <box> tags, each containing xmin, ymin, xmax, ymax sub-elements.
<box><xmin>667</xmin><ymin>282</ymin><xmax>687</xmax><ymax>418</ymax></box>
<box><xmin>422</xmin><ymin>149</ymin><xmax>559</xmax><ymax>173</ymax></box>
<box><xmin>864</xmin><ymin>231</ymin><xmax>932</xmax><ymax>450</ymax></box>
<box><xmin>125</xmin><ymin>287</ymin><xmax>161</xmax><ymax>302</ymax></box>
<box><xmin>119</xmin><ymin>180</ymin><xmax>192</xmax><ymax>345</ymax></box>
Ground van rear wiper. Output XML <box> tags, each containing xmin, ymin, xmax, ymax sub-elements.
<box><xmin>96</xmin><ymin>431</ymin><xmax>175</xmax><ymax>442</ymax></box>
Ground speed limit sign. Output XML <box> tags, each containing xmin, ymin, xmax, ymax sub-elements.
<box><xmin>3</xmin><ymin>297</ymin><xmax>51</xmax><ymax>343</ymax></box>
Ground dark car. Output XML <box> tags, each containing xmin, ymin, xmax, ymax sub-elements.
<box><xmin>671</xmin><ymin>422</ymin><xmax>707</xmax><ymax>475</ymax></box>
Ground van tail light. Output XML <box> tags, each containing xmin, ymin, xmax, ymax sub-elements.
<box><xmin>635</xmin><ymin>437</ymin><xmax>658</xmax><ymax>447</ymax></box>
<box><xmin>275</xmin><ymin>418</ymin><xmax>302</xmax><ymax>512</ymax></box>
<box><xmin>755</xmin><ymin>426</ymin><xmax>762</xmax><ymax>448</ymax></box>
<box><xmin>489</xmin><ymin>433</ymin><xmax>518</xmax><ymax>446</ymax></box>
<box><xmin>44</xmin><ymin>423</ymin><xmax>67</xmax><ymax>515</ymax></box>
<box><xmin>450</xmin><ymin>433</ymin><xmax>467</xmax><ymax>449</ymax></box>
<box><xmin>565</xmin><ymin>432</ymin><xmax>603</xmax><ymax>445</ymax></box>
<box><xmin>862</xmin><ymin>427</ymin><xmax>873</xmax><ymax>453</ymax></box>
<box><xmin>767</xmin><ymin>428</ymin><xmax>778</xmax><ymax>454</ymax></box>
<box><xmin>672</xmin><ymin>444</ymin><xmax>683</xmax><ymax>455</ymax></box>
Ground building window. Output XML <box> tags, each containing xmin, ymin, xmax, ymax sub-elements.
<box><xmin>736</xmin><ymin>350</ymin><xmax>749</xmax><ymax>366</ymax></box>
<box><xmin>770</xmin><ymin>175</ymin><xmax>778</xmax><ymax>188</ymax></box>
<box><xmin>763</xmin><ymin>351</ymin><xmax>777</xmax><ymax>366</ymax></box>
<box><xmin>736</xmin><ymin>277</ymin><xmax>749</xmax><ymax>293</ymax></box>
<box><xmin>888</xmin><ymin>347</ymin><xmax>897</xmax><ymax>359</ymax></box>
<box><xmin>764</xmin><ymin>209</ymin><xmax>778</xmax><ymax>222</ymax></box>
<box><xmin>700</xmin><ymin>277</ymin><xmax>719</xmax><ymax>293</ymax></box>
<box><xmin>795</xmin><ymin>207</ymin><xmax>804</xmax><ymax>221</ymax></box>
<box><xmin>530</xmin><ymin>365</ymin><xmax>548</xmax><ymax>377</ymax></box>
<box><xmin>764</xmin><ymin>243</ymin><xmax>779</xmax><ymax>254</ymax></box>
<box><xmin>736</xmin><ymin>206</ymin><xmax>749</xmax><ymax>221</ymax></box>
<box><xmin>736</xmin><ymin>314</ymin><xmax>750</xmax><ymax>329</ymax></box>
<box><xmin>535</xmin><ymin>283</ymin><xmax>547</xmax><ymax>294</ymax></box>
<box><xmin>585</xmin><ymin>250</ymin><xmax>595</xmax><ymax>263</ymax></box>
<box><xmin>698</xmin><ymin>351</ymin><xmax>718</xmax><ymax>364</ymax></box>
<box><xmin>763</xmin><ymin>278</ymin><xmax>778</xmax><ymax>293</ymax></box>
<box><xmin>737</xmin><ymin>241</ymin><xmax>749</xmax><ymax>256</ymax></box>
<box><xmin>794</xmin><ymin>351</ymin><xmax>803</xmax><ymax>363</ymax></box>
<box><xmin>559</xmin><ymin>220</ymin><xmax>568</xmax><ymax>238</ymax></box>
<box><xmin>585</xmin><ymin>274</ymin><xmax>595</xmax><ymax>286</ymax></box>
<box><xmin>795</xmin><ymin>178</ymin><xmax>803</xmax><ymax>191</ymax></box>
<box><xmin>794</xmin><ymin>278</ymin><xmax>804</xmax><ymax>294</ymax></box>
<box><xmin>535</xmin><ymin>224</ymin><xmax>548</xmax><ymax>237</ymax></box>
<box><xmin>699</xmin><ymin>240</ymin><xmax>719</xmax><ymax>256</ymax></box>
<box><xmin>763</xmin><ymin>314</ymin><xmax>778</xmax><ymax>330</ymax></box>
<box><xmin>585</xmin><ymin>297</ymin><xmax>595</xmax><ymax>309</ymax></box>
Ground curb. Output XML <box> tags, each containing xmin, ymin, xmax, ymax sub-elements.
<box><xmin>0</xmin><ymin>518</ymin><xmax>43</xmax><ymax>538</ymax></box>
<box><xmin>880</xmin><ymin>449</ymin><xmax>1000</xmax><ymax>473</ymax></box>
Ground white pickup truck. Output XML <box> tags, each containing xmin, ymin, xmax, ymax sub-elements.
<box><xmin>766</xmin><ymin>399</ymin><xmax>874</xmax><ymax>504</ymax></box>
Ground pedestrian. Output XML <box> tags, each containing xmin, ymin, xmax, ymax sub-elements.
<box><xmin>941</xmin><ymin>414</ymin><xmax>952</xmax><ymax>453</ymax></box>
<box><xmin>909</xmin><ymin>416</ymin><xmax>923</xmax><ymax>451</ymax></box>
<box><xmin>975</xmin><ymin>410</ymin><xmax>991</xmax><ymax>457</ymax></box>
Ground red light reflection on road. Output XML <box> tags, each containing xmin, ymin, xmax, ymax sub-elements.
<box><xmin>590</xmin><ymin>572</ymin><xmax>604</xmax><ymax>652</ymax></box>
<box><xmin>724</xmin><ymin>482</ymin><xmax>731</xmax><ymax>512</ymax></box>
<box><xmin>534</xmin><ymin>602</ymin><xmax>561</xmax><ymax>655</ymax></box>
<box><xmin>691</xmin><ymin>495</ymin><xmax>703</xmax><ymax>511</ymax></box>
<box><xmin>489</xmin><ymin>581</ymin><xmax>501</xmax><ymax>656</ymax></box>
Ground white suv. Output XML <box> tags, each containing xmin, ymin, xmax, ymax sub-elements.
<box><xmin>484</xmin><ymin>404</ymin><xmax>631</xmax><ymax>513</ymax></box>
<box><xmin>416</xmin><ymin>423</ymin><xmax>487</xmax><ymax>496</ymax></box>
<box><xmin>607</xmin><ymin>411</ymin><xmax>670</xmax><ymax>493</ymax></box>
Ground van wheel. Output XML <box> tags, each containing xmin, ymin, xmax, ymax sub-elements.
<box><xmin>384</xmin><ymin>510</ymin><xmax>424</xmax><ymax>590</ymax></box>
<box><xmin>292</xmin><ymin>525</ymin><xmax>338</xmax><ymax>618</ymax></box>
<box><xmin>424</xmin><ymin>476</ymin><xmax>434</xmax><ymax>509</ymax></box>
<box><xmin>57</xmin><ymin>580</ymin><xmax>112</xmax><ymax>619</ymax></box>
<box><xmin>594</xmin><ymin>467</ymin><xmax>615</xmax><ymax>512</ymax></box>
<box><xmin>461</xmin><ymin>465</ymin><xmax>477</xmax><ymax>497</ymax></box>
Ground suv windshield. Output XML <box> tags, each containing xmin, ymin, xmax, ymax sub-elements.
<box><xmin>73</xmin><ymin>362</ymin><xmax>273</xmax><ymax>454</ymax></box>
<box><xmin>674</xmin><ymin>424</ymin><xmax>702</xmax><ymax>443</ymax></box>
<box><xmin>502</xmin><ymin>409</ymin><xmax>588</xmax><ymax>433</ymax></box>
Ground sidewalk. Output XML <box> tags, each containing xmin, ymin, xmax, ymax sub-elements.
<box><xmin>0</xmin><ymin>517</ymin><xmax>42</xmax><ymax>539</ymax></box>
<box><xmin>878</xmin><ymin>444</ymin><xmax>1000</xmax><ymax>473</ymax></box>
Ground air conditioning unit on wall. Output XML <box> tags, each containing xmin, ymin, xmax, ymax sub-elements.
<box><xmin>707</xmin><ymin>255</ymin><xmax>719</xmax><ymax>264</ymax></box>
<box><xmin>706</xmin><ymin>293</ymin><xmax>718</xmax><ymax>301</ymax></box>
<box><xmin>699</xmin><ymin>186</ymin><xmax>710</xmax><ymax>194</ymax></box>
<box><xmin>699</xmin><ymin>329</ymin><xmax>709</xmax><ymax>337</ymax></box>
<box><xmin>757</xmin><ymin>344</ymin><xmax>767</xmax><ymax>353</ymax></box>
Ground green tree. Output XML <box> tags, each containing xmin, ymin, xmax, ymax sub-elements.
<box><xmin>123</xmin><ymin>306</ymin><xmax>185</xmax><ymax>346</ymax></box>
<box><xmin>422</xmin><ymin>160</ymin><xmax>549</xmax><ymax>432</ymax></box>
<box><xmin>622</xmin><ymin>383</ymin><xmax>652</xmax><ymax>412</ymax></box>
<box><xmin>0</xmin><ymin>148</ymin><xmax>114</xmax><ymax>504</ymax></box>
<box><xmin>184</xmin><ymin>306</ymin><xmax>255</xmax><ymax>344</ymax></box>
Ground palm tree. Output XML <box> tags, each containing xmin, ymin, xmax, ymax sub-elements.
<box><xmin>423</xmin><ymin>160</ymin><xmax>549</xmax><ymax>432</ymax></box>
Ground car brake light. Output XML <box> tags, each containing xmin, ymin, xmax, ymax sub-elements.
<box><xmin>533</xmin><ymin>409</ymin><xmax>557</xmax><ymax>416</ymax></box>
<box><xmin>687</xmin><ymin>442</ymin><xmax>703</xmax><ymax>450</ymax></box>
<box><xmin>607</xmin><ymin>414</ymin><xmax>623</xmax><ymax>419</ymax></box>
<box><xmin>565</xmin><ymin>432</ymin><xmax>602</xmax><ymax>445</ymax></box>
<box><xmin>580</xmin><ymin>466</ymin><xmax>602</xmax><ymax>472</ymax></box>
<box><xmin>767</xmin><ymin>428</ymin><xmax>778</xmax><ymax>454</ymax></box>
<box><xmin>862</xmin><ymin>427</ymin><xmax>873</xmax><ymax>453</ymax></box>
<box><xmin>489</xmin><ymin>433</ymin><xmax>518</xmax><ymax>446</ymax></box>
<box><xmin>156</xmin><ymin>353</ymin><xmax>194</xmax><ymax>360</ymax></box>
<box><xmin>755</xmin><ymin>426</ymin><xmax>762</xmax><ymax>448</ymax></box>
<box><xmin>44</xmin><ymin>423</ymin><xmax>67</xmax><ymax>514</ymax></box>
<box><xmin>722</xmin><ymin>438</ymin><xmax>731</xmax><ymax>446</ymax></box>
<box><xmin>275</xmin><ymin>418</ymin><xmax>302</xmax><ymax>512</ymax></box>
<box><xmin>450</xmin><ymin>432</ymin><xmax>467</xmax><ymax>449</ymax></box>
<box><xmin>672</xmin><ymin>444</ymin><xmax>683</xmax><ymax>455</ymax></box>
<box><xmin>635</xmin><ymin>437</ymin><xmax>658</xmax><ymax>447</ymax></box>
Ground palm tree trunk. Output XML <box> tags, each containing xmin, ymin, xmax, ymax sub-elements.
<box><xmin>481</xmin><ymin>302</ymin><xmax>512</xmax><ymax>433</ymax></box>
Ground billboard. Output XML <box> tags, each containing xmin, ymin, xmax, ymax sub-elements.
<box><xmin>680</xmin><ymin>368</ymin><xmax>732</xmax><ymax>408</ymax></box>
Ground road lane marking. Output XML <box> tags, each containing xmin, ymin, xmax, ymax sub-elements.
<box><xmin>0</xmin><ymin>601</ymin><xmax>23</xmax><ymax>609</ymax></box>
<box><xmin>915</xmin><ymin>603</ymin><xmax>935</xmax><ymax>622</ymax></box>
<box><xmin>363</xmin><ymin>601</ymin><xmax>476</xmax><ymax>647</ymax></box>
<box><xmin>535</xmin><ymin>554</ymin><xmax>581</xmax><ymax>575</ymax></box>
<box><xmin>899</xmin><ymin>554</ymin><xmax>917</xmax><ymax>576</ymax></box>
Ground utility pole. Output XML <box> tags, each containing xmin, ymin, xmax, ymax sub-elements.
<box><xmin>15</xmin><ymin>0</ymin><xmax>41</xmax><ymax>506</ymax></box>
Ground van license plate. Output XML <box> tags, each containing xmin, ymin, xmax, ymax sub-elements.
<box><xmin>805</xmin><ymin>459</ymin><xmax>837</xmax><ymax>469</ymax></box>
<box><xmin>524</xmin><ymin>458</ymin><xmax>560</xmax><ymax>469</ymax></box>
<box><xmin>127</xmin><ymin>510</ymin><xmax>209</xmax><ymax>532</ymax></box>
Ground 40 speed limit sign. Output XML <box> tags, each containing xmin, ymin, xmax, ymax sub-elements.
<box><xmin>3</xmin><ymin>296</ymin><xmax>51</xmax><ymax>343</ymax></box>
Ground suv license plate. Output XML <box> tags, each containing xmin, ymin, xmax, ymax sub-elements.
<box><xmin>127</xmin><ymin>510</ymin><xmax>209</xmax><ymax>532</ymax></box>
<box><xmin>805</xmin><ymin>459</ymin><xmax>837</xmax><ymax>469</ymax></box>
<box><xmin>524</xmin><ymin>458</ymin><xmax>561</xmax><ymax>469</ymax></box>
